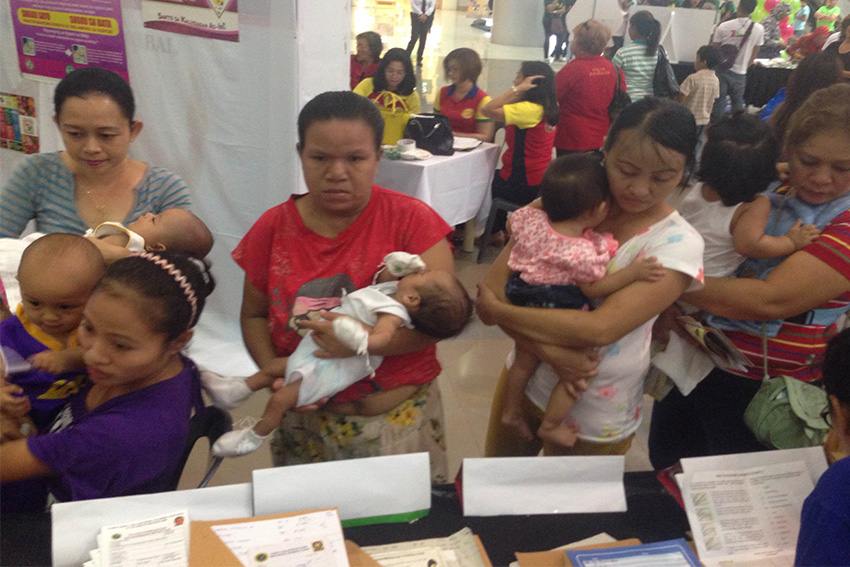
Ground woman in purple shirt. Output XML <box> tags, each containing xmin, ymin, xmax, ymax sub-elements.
<box><xmin>0</xmin><ymin>251</ymin><xmax>214</xmax><ymax>502</ymax></box>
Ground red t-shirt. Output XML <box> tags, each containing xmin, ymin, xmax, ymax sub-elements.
<box><xmin>350</xmin><ymin>55</ymin><xmax>380</xmax><ymax>90</ymax></box>
<box><xmin>232</xmin><ymin>186</ymin><xmax>452</xmax><ymax>402</ymax></box>
<box><xmin>498</xmin><ymin>101</ymin><xmax>556</xmax><ymax>187</ymax></box>
<box><xmin>435</xmin><ymin>84</ymin><xmax>491</xmax><ymax>134</ymax></box>
<box><xmin>724</xmin><ymin>209</ymin><xmax>850</xmax><ymax>382</ymax></box>
<box><xmin>554</xmin><ymin>56</ymin><xmax>625</xmax><ymax>151</ymax></box>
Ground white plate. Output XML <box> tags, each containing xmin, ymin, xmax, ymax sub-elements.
<box><xmin>399</xmin><ymin>148</ymin><xmax>432</xmax><ymax>160</ymax></box>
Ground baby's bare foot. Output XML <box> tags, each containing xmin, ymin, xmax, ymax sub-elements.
<box><xmin>501</xmin><ymin>410</ymin><xmax>534</xmax><ymax>441</ymax></box>
<box><xmin>538</xmin><ymin>422</ymin><xmax>579</xmax><ymax>448</ymax></box>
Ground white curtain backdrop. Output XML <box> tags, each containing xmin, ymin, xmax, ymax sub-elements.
<box><xmin>0</xmin><ymin>0</ymin><xmax>351</xmax><ymax>374</ymax></box>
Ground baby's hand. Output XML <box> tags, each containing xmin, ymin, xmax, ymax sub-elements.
<box><xmin>628</xmin><ymin>253</ymin><xmax>665</xmax><ymax>282</ymax></box>
<box><xmin>0</xmin><ymin>382</ymin><xmax>31</xmax><ymax>418</ymax></box>
<box><xmin>786</xmin><ymin>219</ymin><xmax>820</xmax><ymax>251</ymax></box>
<box><xmin>29</xmin><ymin>350</ymin><xmax>72</xmax><ymax>374</ymax></box>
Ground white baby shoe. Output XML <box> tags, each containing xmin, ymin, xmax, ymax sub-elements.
<box><xmin>212</xmin><ymin>424</ymin><xmax>269</xmax><ymax>458</ymax></box>
<box><xmin>200</xmin><ymin>371</ymin><xmax>252</xmax><ymax>409</ymax></box>
<box><xmin>381</xmin><ymin>251</ymin><xmax>425</xmax><ymax>278</ymax></box>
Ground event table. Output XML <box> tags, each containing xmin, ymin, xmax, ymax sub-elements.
<box><xmin>0</xmin><ymin>472</ymin><xmax>690</xmax><ymax>567</ymax></box>
<box><xmin>374</xmin><ymin>143</ymin><xmax>501</xmax><ymax>253</ymax></box>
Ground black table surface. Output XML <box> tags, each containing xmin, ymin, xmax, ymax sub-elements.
<box><xmin>2</xmin><ymin>472</ymin><xmax>689</xmax><ymax>567</ymax></box>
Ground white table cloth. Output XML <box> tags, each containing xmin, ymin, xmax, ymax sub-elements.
<box><xmin>375</xmin><ymin>142</ymin><xmax>500</xmax><ymax>251</ymax></box>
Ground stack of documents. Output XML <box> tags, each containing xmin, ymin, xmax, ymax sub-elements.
<box><xmin>362</xmin><ymin>527</ymin><xmax>491</xmax><ymax>567</ymax></box>
<box><xmin>190</xmin><ymin>509</ymin><xmax>352</xmax><ymax>566</ymax></box>
<box><xmin>83</xmin><ymin>511</ymin><xmax>190</xmax><ymax>567</ymax></box>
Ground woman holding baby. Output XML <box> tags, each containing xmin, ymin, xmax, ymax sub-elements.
<box><xmin>0</xmin><ymin>68</ymin><xmax>192</xmax><ymax>240</ymax></box>
<box><xmin>231</xmin><ymin>91</ymin><xmax>456</xmax><ymax>482</ymax></box>
<box><xmin>650</xmin><ymin>84</ymin><xmax>850</xmax><ymax>469</ymax></box>
<box><xmin>477</xmin><ymin>97</ymin><xmax>705</xmax><ymax>457</ymax></box>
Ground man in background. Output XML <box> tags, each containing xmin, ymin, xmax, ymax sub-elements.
<box><xmin>407</xmin><ymin>0</ymin><xmax>436</xmax><ymax>66</ymax></box>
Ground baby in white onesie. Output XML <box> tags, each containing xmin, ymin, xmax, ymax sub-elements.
<box><xmin>208</xmin><ymin>252</ymin><xmax>473</xmax><ymax>458</ymax></box>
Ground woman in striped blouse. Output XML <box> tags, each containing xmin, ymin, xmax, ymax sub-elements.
<box><xmin>0</xmin><ymin>68</ymin><xmax>191</xmax><ymax>240</ymax></box>
<box><xmin>611</xmin><ymin>10</ymin><xmax>661</xmax><ymax>100</ymax></box>
<box><xmin>650</xmin><ymin>84</ymin><xmax>850</xmax><ymax>469</ymax></box>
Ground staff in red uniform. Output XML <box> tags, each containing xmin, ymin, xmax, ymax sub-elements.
<box><xmin>434</xmin><ymin>48</ymin><xmax>494</xmax><ymax>142</ymax></box>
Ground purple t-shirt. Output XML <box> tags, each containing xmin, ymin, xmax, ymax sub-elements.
<box><xmin>27</xmin><ymin>356</ymin><xmax>203</xmax><ymax>502</ymax></box>
<box><xmin>0</xmin><ymin>314</ymin><xmax>88</xmax><ymax>431</ymax></box>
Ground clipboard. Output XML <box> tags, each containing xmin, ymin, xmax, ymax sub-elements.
<box><xmin>189</xmin><ymin>508</ymin><xmax>380</xmax><ymax>566</ymax></box>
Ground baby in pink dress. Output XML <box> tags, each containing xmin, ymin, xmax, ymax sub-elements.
<box><xmin>500</xmin><ymin>153</ymin><xmax>664</xmax><ymax>447</ymax></box>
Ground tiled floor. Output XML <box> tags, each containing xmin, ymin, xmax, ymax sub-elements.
<box><xmin>179</xmin><ymin>4</ymin><xmax>656</xmax><ymax>490</ymax></box>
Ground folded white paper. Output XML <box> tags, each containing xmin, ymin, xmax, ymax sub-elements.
<box><xmin>52</xmin><ymin>483</ymin><xmax>253</xmax><ymax>567</ymax></box>
<box><xmin>252</xmin><ymin>452</ymin><xmax>431</xmax><ymax>520</ymax></box>
<box><xmin>462</xmin><ymin>456</ymin><xmax>626</xmax><ymax>516</ymax></box>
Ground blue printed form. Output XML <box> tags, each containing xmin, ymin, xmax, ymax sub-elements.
<box><xmin>566</xmin><ymin>538</ymin><xmax>702</xmax><ymax>567</ymax></box>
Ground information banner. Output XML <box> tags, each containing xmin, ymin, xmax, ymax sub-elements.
<box><xmin>10</xmin><ymin>0</ymin><xmax>128</xmax><ymax>82</ymax></box>
<box><xmin>0</xmin><ymin>93</ymin><xmax>39</xmax><ymax>154</ymax></box>
<box><xmin>143</xmin><ymin>0</ymin><xmax>239</xmax><ymax>42</ymax></box>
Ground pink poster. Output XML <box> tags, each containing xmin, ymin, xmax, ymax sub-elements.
<box><xmin>143</xmin><ymin>0</ymin><xmax>239</xmax><ymax>42</ymax></box>
<box><xmin>10</xmin><ymin>0</ymin><xmax>128</xmax><ymax>81</ymax></box>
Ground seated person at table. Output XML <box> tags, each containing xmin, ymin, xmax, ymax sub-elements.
<box><xmin>500</xmin><ymin>154</ymin><xmax>665</xmax><ymax>447</ymax></box>
<box><xmin>208</xmin><ymin>253</ymin><xmax>473</xmax><ymax>457</ymax></box>
<box><xmin>0</xmin><ymin>251</ymin><xmax>213</xmax><ymax>503</ymax></box>
<box><xmin>795</xmin><ymin>328</ymin><xmax>850</xmax><ymax>566</ymax></box>
<box><xmin>0</xmin><ymin>235</ymin><xmax>104</xmax><ymax>511</ymax></box>
<box><xmin>434</xmin><ymin>48</ymin><xmax>495</xmax><ymax>142</ymax></box>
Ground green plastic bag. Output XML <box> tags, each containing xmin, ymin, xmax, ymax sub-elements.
<box><xmin>744</xmin><ymin>375</ymin><xmax>830</xmax><ymax>449</ymax></box>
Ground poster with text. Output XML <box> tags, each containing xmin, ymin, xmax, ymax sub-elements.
<box><xmin>143</xmin><ymin>0</ymin><xmax>239</xmax><ymax>42</ymax></box>
<box><xmin>10</xmin><ymin>0</ymin><xmax>128</xmax><ymax>82</ymax></box>
<box><xmin>0</xmin><ymin>93</ymin><xmax>39</xmax><ymax>154</ymax></box>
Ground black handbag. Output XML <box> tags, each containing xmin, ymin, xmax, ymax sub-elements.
<box><xmin>404</xmin><ymin>113</ymin><xmax>454</xmax><ymax>156</ymax></box>
<box><xmin>652</xmin><ymin>45</ymin><xmax>679</xmax><ymax>98</ymax></box>
<box><xmin>608</xmin><ymin>65</ymin><xmax>631</xmax><ymax>122</ymax></box>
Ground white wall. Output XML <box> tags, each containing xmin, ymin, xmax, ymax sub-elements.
<box><xmin>0</xmin><ymin>0</ymin><xmax>351</xmax><ymax>374</ymax></box>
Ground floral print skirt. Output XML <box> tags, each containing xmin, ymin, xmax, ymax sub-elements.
<box><xmin>271</xmin><ymin>381</ymin><xmax>448</xmax><ymax>483</ymax></box>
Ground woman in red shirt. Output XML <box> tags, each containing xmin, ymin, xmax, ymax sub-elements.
<box><xmin>555</xmin><ymin>20</ymin><xmax>625</xmax><ymax>156</ymax></box>
<box><xmin>350</xmin><ymin>31</ymin><xmax>382</xmax><ymax>90</ymax></box>
<box><xmin>434</xmin><ymin>48</ymin><xmax>494</xmax><ymax>142</ymax></box>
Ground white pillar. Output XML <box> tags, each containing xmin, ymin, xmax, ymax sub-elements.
<box><xmin>491</xmin><ymin>0</ymin><xmax>544</xmax><ymax>47</ymax></box>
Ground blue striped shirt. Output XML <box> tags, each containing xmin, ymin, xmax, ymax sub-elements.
<box><xmin>0</xmin><ymin>153</ymin><xmax>191</xmax><ymax>237</ymax></box>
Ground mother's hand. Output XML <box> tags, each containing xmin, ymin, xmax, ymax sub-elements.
<box><xmin>516</xmin><ymin>337</ymin><xmax>600</xmax><ymax>397</ymax></box>
<box><xmin>475</xmin><ymin>283</ymin><xmax>506</xmax><ymax>326</ymax></box>
<box><xmin>298</xmin><ymin>310</ymin><xmax>361</xmax><ymax>359</ymax></box>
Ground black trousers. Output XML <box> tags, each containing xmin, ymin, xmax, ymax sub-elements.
<box><xmin>406</xmin><ymin>13</ymin><xmax>434</xmax><ymax>62</ymax></box>
<box><xmin>543</xmin><ymin>19</ymin><xmax>569</xmax><ymax>58</ymax></box>
<box><xmin>490</xmin><ymin>172</ymin><xmax>541</xmax><ymax>233</ymax></box>
<box><xmin>648</xmin><ymin>367</ymin><xmax>768</xmax><ymax>470</ymax></box>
